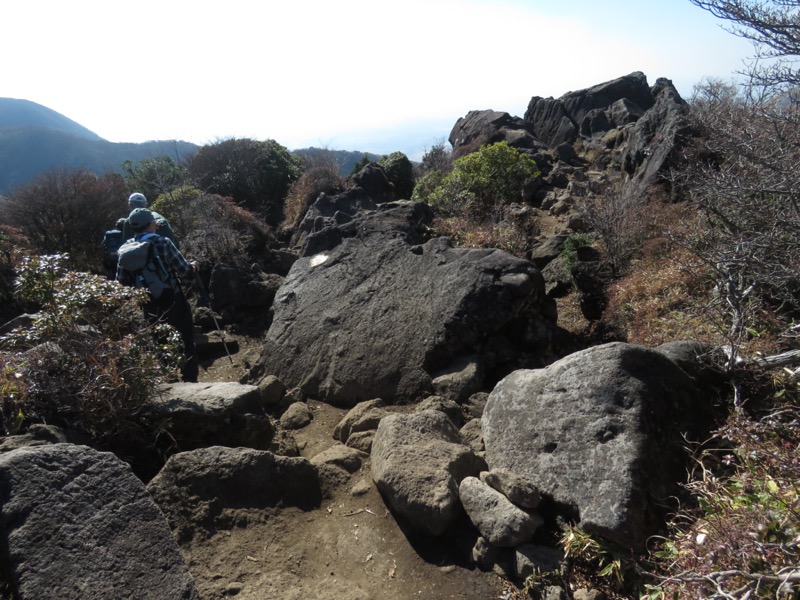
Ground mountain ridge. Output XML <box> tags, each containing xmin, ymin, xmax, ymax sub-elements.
<box><xmin>0</xmin><ymin>98</ymin><xmax>382</xmax><ymax>195</ymax></box>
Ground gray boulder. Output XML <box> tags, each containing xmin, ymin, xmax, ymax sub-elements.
<box><xmin>280</xmin><ymin>401</ymin><xmax>313</xmax><ymax>429</ymax></box>
<box><xmin>514</xmin><ymin>544</ymin><xmax>564</xmax><ymax>581</ymax></box>
<box><xmin>0</xmin><ymin>444</ymin><xmax>199</xmax><ymax>599</ymax></box>
<box><xmin>483</xmin><ymin>342</ymin><xmax>714</xmax><ymax>550</ymax></box>
<box><xmin>249</xmin><ymin>199</ymin><xmax>561</xmax><ymax>407</ymax></box>
<box><xmin>371</xmin><ymin>410</ymin><xmax>486</xmax><ymax>537</ymax></box>
<box><xmin>311</xmin><ymin>443</ymin><xmax>366</xmax><ymax>474</ymax></box>
<box><xmin>207</xmin><ymin>263</ymin><xmax>283</xmax><ymax>329</ymax></box>
<box><xmin>459</xmin><ymin>418</ymin><xmax>484</xmax><ymax>454</ymax></box>
<box><xmin>147</xmin><ymin>446</ymin><xmax>321</xmax><ymax>543</ymax></box>
<box><xmin>332</xmin><ymin>398</ymin><xmax>390</xmax><ymax>445</ymax></box>
<box><xmin>480</xmin><ymin>468</ymin><xmax>541</xmax><ymax>510</ymax></box>
<box><xmin>459</xmin><ymin>476</ymin><xmax>543</xmax><ymax>547</ymax></box>
<box><xmin>149</xmin><ymin>382</ymin><xmax>274</xmax><ymax>451</ymax></box>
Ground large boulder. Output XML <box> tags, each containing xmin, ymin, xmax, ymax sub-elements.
<box><xmin>149</xmin><ymin>382</ymin><xmax>275</xmax><ymax>451</ymax></box>
<box><xmin>147</xmin><ymin>446</ymin><xmax>321</xmax><ymax>543</ymax></box>
<box><xmin>248</xmin><ymin>199</ymin><xmax>563</xmax><ymax>407</ymax></box>
<box><xmin>482</xmin><ymin>342</ymin><xmax>716</xmax><ymax>550</ymax></box>
<box><xmin>0</xmin><ymin>444</ymin><xmax>199</xmax><ymax>599</ymax></box>
<box><xmin>371</xmin><ymin>410</ymin><xmax>486</xmax><ymax>537</ymax></box>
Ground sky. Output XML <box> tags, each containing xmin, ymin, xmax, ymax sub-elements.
<box><xmin>2</xmin><ymin>0</ymin><xmax>754</xmax><ymax>161</ymax></box>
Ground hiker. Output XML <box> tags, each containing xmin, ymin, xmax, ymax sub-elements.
<box><xmin>101</xmin><ymin>218</ymin><xmax>127</xmax><ymax>280</ymax></box>
<box><xmin>116</xmin><ymin>207</ymin><xmax>199</xmax><ymax>383</ymax></box>
<box><xmin>122</xmin><ymin>192</ymin><xmax>179</xmax><ymax>248</ymax></box>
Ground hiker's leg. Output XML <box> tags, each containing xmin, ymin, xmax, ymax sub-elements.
<box><xmin>168</xmin><ymin>292</ymin><xmax>198</xmax><ymax>383</ymax></box>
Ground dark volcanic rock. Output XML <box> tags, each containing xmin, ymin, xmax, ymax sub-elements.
<box><xmin>449</xmin><ymin>110</ymin><xmax>544</xmax><ymax>158</ymax></box>
<box><xmin>524</xmin><ymin>72</ymin><xmax>655</xmax><ymax>147</ymax></box>
<box><xmin>248</xmin><ymin>199</ymin><xmax>562</xmax><ymax>407</ymax></box>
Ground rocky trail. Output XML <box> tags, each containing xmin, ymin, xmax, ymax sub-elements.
<box><xmin>189</xmin><ymin>335</ymin><xmax>513</xmax><ymax>600</ymax></box>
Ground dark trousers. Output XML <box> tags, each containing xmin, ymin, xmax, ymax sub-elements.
<box><xmin>144</xmin><ymin>288</ymin><xmax>198</xmax><ymax>383</ymax></box>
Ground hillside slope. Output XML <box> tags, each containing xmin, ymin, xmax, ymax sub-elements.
<box><xmin>0</xmin><ymin>98</ymin><xmax>198</xmax><ymax>194</ymax></box>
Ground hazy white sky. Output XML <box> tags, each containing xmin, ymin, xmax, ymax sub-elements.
<box><xmin>2</xmin><ymin>0</ymin><xmax>753</xmax><ymax>159</ymax></box>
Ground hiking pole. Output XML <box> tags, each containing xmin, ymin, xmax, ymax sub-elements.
<box><xmin>193</xmin><ymin>270</ymin><xmax>235</xmax><ymax>365</ymax></box>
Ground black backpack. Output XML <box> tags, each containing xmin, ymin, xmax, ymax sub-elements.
<box><xmin>101</xmin><ymin>228</ymin><xmax>125</xmax><ymax>269</ymax></box>
<box><xmin>116</xmin><ymin>233</ymin><xmax>175</xmax><ymax>300</ymax></box>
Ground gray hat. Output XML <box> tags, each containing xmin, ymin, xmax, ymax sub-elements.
<box><xmin>128</xmin><ymin>192</ymin><xmax>148</xmax><ymax>208</ymax></box>
<box><xmin>128</xmin><ymin>208</ymin><xmax>155</xmax><ymax>230</ymax></box>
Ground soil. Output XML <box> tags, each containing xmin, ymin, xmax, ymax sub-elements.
<box><xmin>186</xmin><ymin>333</ymin><xmax>517</xmax><ymax>600</ymax></box>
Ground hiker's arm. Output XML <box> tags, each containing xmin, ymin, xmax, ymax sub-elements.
<box><xmin>162</xmin><ymin>239</ymin><xmax>194</xmax><ymax>278</ymax></box>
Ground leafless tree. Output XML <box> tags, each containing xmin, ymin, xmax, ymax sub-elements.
<box><xmin>0</xmin><ymin>168</ymin><xmax>127</xmax><ymax>274</ymax></box>
<box><xmin>691</xmin><ymin>0</ymin><xmax>800</xmax><ymax>90</ymax></box>
<box><xmin>673</xmin><ymin>76</ymin><xmax>800</xmax><ymax>366</ymax></box>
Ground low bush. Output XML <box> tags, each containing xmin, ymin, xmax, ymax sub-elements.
<box><xmin>0</xmin><ymin>254</ymin><xmax>182</xmax><ymax>447</ymax></box>
<box><xmin>153</xmin><ymin>189</ymin><xmax>274</xmax><ymax>268</ymax></box>
<box><xmin>413</xmin><ymin>141</ymin><xmax>540</xmax><ymax>222</ymax></box>
<box><xmin>0</xmin><ymin>168</ymin><xmax>128</xmax><ymax>274</ymax></box>
<box><xmin>282</xmin><ymin>152</ymin><xmax>346</xmax><ymax>235</ymax></box>
<box><xmin>647</xmin><ymin>394</ymin><xmax>800</xmax><ymax>599</ymax></box>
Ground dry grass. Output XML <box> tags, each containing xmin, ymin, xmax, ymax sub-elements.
<box><xmin>432</xmin><ymin>212</ymin><xmax>539</xmax><ymax>260</ymax></box>
<box><xmin>602</xmin><ymin>243</ymin><xmax>718</xmax><ymax>346</ymax></box>
<box><xmin>647</xmin><ymin>400</ymin><xmax>800</xmax><ymax>599</ymax></box>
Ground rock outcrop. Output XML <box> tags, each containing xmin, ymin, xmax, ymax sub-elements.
<box><xmin>524</xmin><ymin>71</ymin><xmax>655</xmax><ymax>148</ymax></box>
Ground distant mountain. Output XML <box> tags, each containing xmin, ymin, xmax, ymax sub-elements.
<box><xmin>0</xmin><ymin>98</ymin><xmax>386</xmax><ymax>196</ymax></box>
<box><xmin>0</xmin><ymin>98</ymin><xmax>199</xmax><ymax>195</ymax></box>
<box><xmin>0</xmin><ymin>98</ymin><xmax>103</xmax><ymax>141</ymax></box>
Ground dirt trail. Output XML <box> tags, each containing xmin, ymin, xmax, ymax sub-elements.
<box><xmin>188</xmin><ymin>336</ymin><xmax>513</xmax><ymax>600</ymax></box>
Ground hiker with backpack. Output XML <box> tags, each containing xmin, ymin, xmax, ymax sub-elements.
<box><xmin>116</xmin><ymin>207</ymin><xmax>199</xmax><ymax>383</ymax></box>
<box><xmin>122</xmin><ymin>192</ymin><xmax>178</xmax><ymax>248</ymax></box>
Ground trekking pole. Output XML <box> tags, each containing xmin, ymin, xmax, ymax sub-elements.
<box><xmin>193</xmin><ymin>270</ymin><xmax>235</xmax><ymax>365</ymax></box>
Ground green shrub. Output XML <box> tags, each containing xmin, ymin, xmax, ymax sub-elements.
<box><xmin>0</xmin><ymin>254</ymin><xmax>182</xmax><ymax>446</ymax></box>
<box><xmin>560</xmin><ymin>233</ymin><xmax>595</xmax><ymax>266</ymax></box>
<box><xmin>149</xmin><ymin>184</ymin><xmax>204</xmax><ymax>238</ymax></box>
<box><xmin>121</xmin><ymin>154</ymin><xmax>191</xmax><ymax>203</ymax></box>
<box><xmin>187</xmin><ymin>138</ymin><xmax>303</xmax><ymax>227</ymax></box>
<box><xmin>412</xmin><ymin>141</ymin><xmax>540</xmax><ymax>222</ymax></box>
